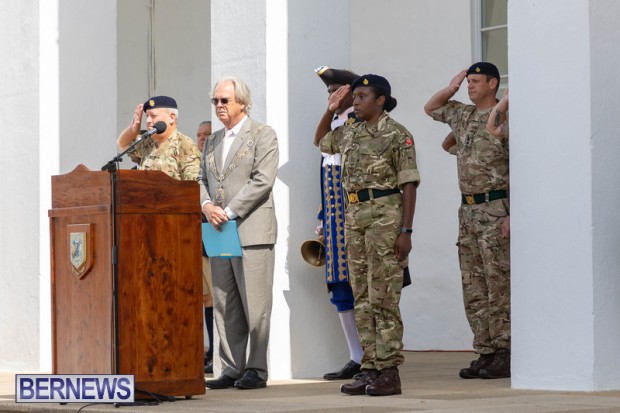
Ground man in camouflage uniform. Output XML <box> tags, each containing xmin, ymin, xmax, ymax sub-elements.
<box><xmin>315</xmin><ymin>74</ymin><xmax>420</xmax><ymax>396</ymax></box>
<box><xmin>117</xmin><ymin>95</ymin><xmax>201</xmax><ymax>181</ymax></box>
<box><xmin>424</xmin><ymin>62</ymin><xmax>511</xmax><ymax>379</ymax></box>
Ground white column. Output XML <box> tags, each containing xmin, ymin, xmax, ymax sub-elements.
<box><xmin>510</xmin><ymin>0</ymin><xmax>620</xmax><ymax>391</ymax></box>
<box><xmin>0</xmin><ymin>0</ymin><xmax>40</xmax><ymax>372</ymax></box>
<box><xmin>39</xmin><ymin>0</ymin><xmax>60</xmax><ymax>373</ymax></box>
<box><xmin>211</xmin><ymin>0</ymin><xmax>352</xmax><ymax>379</ymax></box>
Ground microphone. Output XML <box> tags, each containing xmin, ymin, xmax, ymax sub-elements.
<box><xmin>139</xmin><ymin>121</ymin><xmax>167</xmax><ymax>139</ymax></box>
<box><xmin>101</xmin><ymin>121</ymin><xmax>168</xmax><ymax>171</ymax></box>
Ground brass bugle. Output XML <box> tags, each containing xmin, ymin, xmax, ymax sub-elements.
<box><xmin>301</xmin><ymin>235</ymin><xmax>325</xmax><ymax>267</ymax></box>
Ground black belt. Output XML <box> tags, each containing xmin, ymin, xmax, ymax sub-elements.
<box><xmin>347</xmin><ymin>188</ymin><xmax>400</xmax><ymax>204</ymax></box>
<box><xmin>461</xmin><ymin>190</ymin><xmax>508</xmax><ymax>205</ymax></box>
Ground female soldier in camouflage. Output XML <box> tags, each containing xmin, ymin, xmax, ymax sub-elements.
<box><xmin>313</xmin><ymin>74</ymin><xmax>420</xmax><ymax>396</ymax></box>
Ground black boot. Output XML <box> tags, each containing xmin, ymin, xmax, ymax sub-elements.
<box><xmin>479</xmin><ymin>349</ymin><xmax>511</xmax><ymax>379</ymax></box>
<box><xmin>340</xmin><ymin>369</ymin><xmax>379</xmax><ymax>395</ymax></box>
<box><xmin>459</xmin><ymin>353</ymin><xmax>494</xmax><ymax>379</ymax></box>
<box><xmin>365</xmin><ymin>366</ymin><xmax>401</xmax><ymax>396</ymax></box>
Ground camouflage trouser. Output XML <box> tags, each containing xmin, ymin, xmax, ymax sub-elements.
<box><xmin>457</xmin><ymin>198</ymin><xmax>510</xmax><ymax>354</ymax></box>
<box><xmin>345</xmin><ymin>195</ymin><xmax>405</xmax><ymax>370</ymax></box>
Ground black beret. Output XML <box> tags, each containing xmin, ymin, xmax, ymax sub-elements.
<box><xmin>466</xmin><ymin>62</ymin><xmax>500</xmax><ymax>81</ymax></box>
<box><xmin>351</xmin><ymin>74</ymin><xmax>397</xmax><ymax>112</ymax></box>
<box><xmin>351</xmin><ymin>74</ymin><xmax>392</xmax><ymax>94</ymax></box>
<box><xmin>143</xmin><ymin>96</ymin><xmax>178</xmax><ymax>112</ymax></box>
<box><xmin>315</xmin><ymin>66</ymin><xmax>358</xmax><ymax>87</ymax></box>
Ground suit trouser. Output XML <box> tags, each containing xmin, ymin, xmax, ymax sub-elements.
<box><xmin>210</xmin><ymin>245</ymin><xmax>275</xmax><ymax>380</ymax></box>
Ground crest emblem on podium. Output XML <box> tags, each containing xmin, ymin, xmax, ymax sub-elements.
<box><xmin>68</xmin><ymin>224</ymin><xmax>94</xmax><ymax>279</ymax></box>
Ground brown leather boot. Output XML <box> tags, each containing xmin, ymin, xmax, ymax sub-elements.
<box><xmin>365</xmin><ymin>366</ymin><xmax>401</xmax><ymax>396</ymax></box>
<box><xmin>459</xmin><ymin>353</ymin><xmax>494</xmax><ymax>379</ymax></box>
<box><xmin>479</xmin><ymin>349</ymin><xmax>511</xmax><ymax>379</ymax></box>
<box><xmin>340</xmin><ymin>369</ymin><xmax>379</xmax><ymax>395</ymax></box>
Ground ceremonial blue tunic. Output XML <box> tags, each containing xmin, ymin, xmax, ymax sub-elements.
<box><xmin>317</xmin><ymin>108</ymin><xmax>357</xmax><ymax>287</ymax></box>
<box><xmin>318</xmin><ymin>161</ymin><xmax>349</xmax><ymax>284</ymax></box>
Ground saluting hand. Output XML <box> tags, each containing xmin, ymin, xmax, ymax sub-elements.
<box><xmin>130</xmin><ymin>104</ymin><xmax>144</xmax><ymax>134</ymax></box>
<box><xmin>501</xmin><ymin>87</ymin><xmax>509</xmax><ymax>102</ymax></box>
<box><xmin>328</xmin><ymin>84</ymin><xmax>351</xmax><ymax>112</ymax></box>
<box><xmin>449</xmin><ymin>70</ymin><xmax>468</xmax><ymax>94</ymax></box>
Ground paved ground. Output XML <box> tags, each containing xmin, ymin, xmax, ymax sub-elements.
<box><xmin>1</xmin><ymin>352</ymin><xmax>620</xmax><ymax>413</ymax></box>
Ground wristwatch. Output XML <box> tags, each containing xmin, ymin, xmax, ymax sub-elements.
<box><xmin>400</xmin><ymin>227</ymin><xmax>413</xmax><ymax>234</ymax></box>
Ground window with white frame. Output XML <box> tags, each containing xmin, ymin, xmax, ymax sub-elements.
<box><xmin>473</xmin><ymin>0</ymin><xmax>508</xmax><ymax>92</ymax></box>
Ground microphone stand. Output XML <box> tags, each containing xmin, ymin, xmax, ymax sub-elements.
<box><xmin>101</xmin><ymin>134</ymin><xmax>151</xmax><ymax>172</ymax></box>
<box><xmin>100</xmin><ymin>133</ymin><xmax>152</xmax><ymax>378</ymax></box>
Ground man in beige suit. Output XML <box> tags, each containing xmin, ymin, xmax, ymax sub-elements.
<box><xmin>199</xmin><ymin>77</ymin><xmax>279</xmax><ymax>390</ymax></box>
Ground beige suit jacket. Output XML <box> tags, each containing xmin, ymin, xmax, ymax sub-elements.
<box><xmin>198</xmin><ymin>117</ymin><xmax>278</xmax><ymax>246</ymax></box>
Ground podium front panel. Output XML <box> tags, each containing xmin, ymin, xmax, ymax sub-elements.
<box><xmin>116</xmin><ymin>212</ymin><xmax>204</xmax><ymax>396</ymax></box>
<box><xmin>49</xmin><ymin>166</ymin><xmax>205</xmax><ymax>397</ymax></box>
<box><xmin>50</xmin><ymin>208</ymin><xmax>114</xmax><ymax>374</ymax></box>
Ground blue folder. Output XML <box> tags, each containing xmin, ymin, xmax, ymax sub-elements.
<box><xmin>202</xmin><ymin>221</ymin><xmax>243</xmax><ymax>258</ymax></box>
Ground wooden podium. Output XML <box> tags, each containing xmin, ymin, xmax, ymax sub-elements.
<box><xmin>48</xmin><ymin>164</ymin><xmax>205</xmax><ymax>398</ymax></box>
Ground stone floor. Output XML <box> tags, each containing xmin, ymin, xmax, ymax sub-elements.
<box><xmin>2</xmin><ymin>352</ymin><xmax>620</xmax><ymax>413</ymax></box>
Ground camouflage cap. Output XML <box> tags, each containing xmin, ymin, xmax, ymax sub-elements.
<box><xmin>143</xmin><ymin>96</ymin><xmax>178</xmax><ymax>112</ymax></box>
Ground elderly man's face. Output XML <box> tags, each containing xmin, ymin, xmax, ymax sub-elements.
<box><xmin>145</xmin><ymin>108</ymin><xmax>174</xmax><ymax>132</ymax></box>
<box><xmin>196</xmin><ymin>123</ymin><xmax>212</xmax><ymax>152</ymax></box>
<box><xmin>213</xmin><ymin>82</ymin><xmax>245</xmax><ymax>128</ymax></box>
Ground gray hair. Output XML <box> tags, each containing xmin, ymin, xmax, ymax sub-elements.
<box><xmin>213</xmin><ymin>76</ymin><xmax>253</xmax><ymax>114</ymax></box>
<box><xmin>166</xmin><ymin>107</ymin><xmax>179</xmax><ymax>120</ymax></box>
<box><xmin>199</xmin><ymin>120</ymin><xmax>212</xmax><ymax>127</ymax></box>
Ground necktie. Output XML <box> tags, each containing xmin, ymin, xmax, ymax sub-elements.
<box><xmin>221</xmin><ymin>129</ymin><xmax>235</xmax><ymax>168</ymax></box>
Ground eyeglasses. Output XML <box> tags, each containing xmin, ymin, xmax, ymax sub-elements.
<box><xmin>211</xmin><ymin>98</ymin><xmax>231</xmax><ymax>106</ymax></box>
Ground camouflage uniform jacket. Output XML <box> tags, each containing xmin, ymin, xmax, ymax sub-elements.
<box><xmin>431</xmin><ymin>100</ymin><xmax>509</xmax><ymax>195</ymax></box>
<box><xmin>319</xmin><ymin>111</ymin><xmax>420</xmax><ymax>193</ymax></box>
<box><xmin>135</xmin><ymin>130</ymin><xmax>201</xmax><ymax>181</ymax></box>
